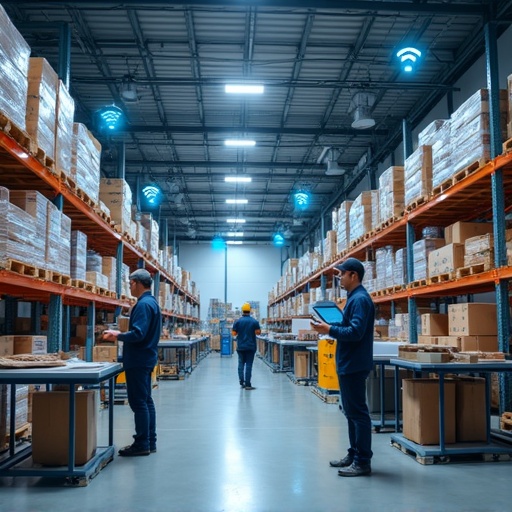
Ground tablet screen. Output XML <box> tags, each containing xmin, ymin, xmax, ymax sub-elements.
<box><xmin>312</xmin><ymin>305</ymin><xmax>344</xmax><ymax>324</ymax></box>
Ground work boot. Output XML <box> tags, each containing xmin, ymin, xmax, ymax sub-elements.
<box><xmin>338</xmin><ymin>462</ymin><xmax>372</xmax><ymax>477</ymax></box>
<box><xmin>118</xmin><ymin>444</ymin><xmax>150</xmax><ymax>457</ymax></box>
<box><xmin>329</xmin><ymin>454</ymin><xmax>353</xmax><ymax>468</ymax></box>
<box><xmin>240</xmin><ymin>380</ymin><xmax>245</xmax><ymax>388</ymax></box>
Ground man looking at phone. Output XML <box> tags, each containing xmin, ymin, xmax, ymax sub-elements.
<box><xmin>310</xmin><ymin>257</ymin><xmax>374</xmax><ymax>477</ymax></box>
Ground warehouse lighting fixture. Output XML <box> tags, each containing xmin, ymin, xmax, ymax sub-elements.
<box><xmin>225</xmin><ymin>84</ymin><xmax>264</xmax><ymax>94</ymax></box>
<box><xmin>224</xmin><ymin>232</ymin><xmax>244</xmax><ymax>237</ymax></box>
<box><xmin>273</xmin><ymin>233</ymin><xmax>285</xmax><ymax>247</ymax></box>
<box><xmin>225</xmin><ymin>176</ymin><xmax>252</xmax><ymax>183</ymax></box>
<box><xmin>396</xmin><ymin>47</ymin><xmax>422</xmax><ymax>73</ymax></box>
<box><xmin>349</xmin><ymin>92</ymin><xmax>376</xmax><ymax>129</ymax></box>
<box><xmin>212</xmin><ymin>234</ymin><xmax>226</xmax><ymax>250</ymax></box>
<box><xmin>224</xmin><ymin>139</ymin><xmax>256</xmax><ymax>147</ymax></box>
<box><xmin>226</xmin><ymin>199</ymin><xmax>248</xmax><ymax>204</ymax></box>
<box><xmin>226</xmin><ymin>218</ymin><xmax>246</xmax><ymax>224</ymax></box>
<box><xmin>227</xmin><ymin>241</ymin><xmax>243</xmax><ymax>245</ymax></box>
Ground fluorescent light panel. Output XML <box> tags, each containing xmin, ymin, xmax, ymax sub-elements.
<box><xmin>227</xmin><ymin>241</ymin><xmax>243</xmax><ymax>245</ymax></box>
<box><xmin>225</xmin><ymin>176</ymin><xmax>252</xmax><ymax>183</ymax></box>
<box><xmin>224</xmin><ymin>139</ymin><xmax>256</xmax><ymax>147</ymax></box>
<box><xmin>225</xmin><ymin>84</ymin><xmax>264</xmax><ymax>94</ymax></box>
<box><xmin>226</xmin><ymin>219</ymin><xmax>246</xmax><ymax>224</ymax></box>
<box><xmin>224</xmin><ymin>232</ymin><xmax>244</xmax><ymax>237</ymax></box>
<box><xmin>226</xmin><ymin>199</ymin><xmax>248</xmax><ymax>204</ymax></box>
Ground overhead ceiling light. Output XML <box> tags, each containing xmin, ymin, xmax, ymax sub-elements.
<box><xmin>396</xmin><ymin>46</ymin><xmax>422</xmax><ymax>73</ymax></box>
<box><xmin>349</xmin><ymin>92</ymin><xmax>376</xmax><ymax>129</ymax></box>
<box><xmin>226</xmin><ymin>219</ymin><xmax>246</xmax><ymax>224</ymax></box>
<box><xmin>227</xmin><ymin>241</ymin><xmax>243</xmax><ymax>245</ymax></box>
<box><xmin>225</xmin><ymin>84</ymin><xmax>264</xmax><ymax>94</ymax></box>
<box><xmin>226</xmin><ymin>199</ymin><xmax>248</xmax><ymax>204</ymax></box>
<box><xmin>273</xmin><ymin>233</ymin><xmax>285</xmax><ymax>247</ymax></box>
<box><xmin>325</xmin><ymin>148</ymin><xmax>347</xmax><ymax>176</ymax></box>
<box><xmin>225</xmin><ymin>176</ymin><xmax>252</xmax><ymax>183</ymax></box>
<box><xmin>224</xmin><ymin>232</ymin><xmax>244</xmax><ymax>237</ymax></box>
<box><xmin>224</xmin><ymin>139</ymin><xmax>256</xmax><ymax>147</ymax></box>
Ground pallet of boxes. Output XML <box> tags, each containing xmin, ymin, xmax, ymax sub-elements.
<box><xmin>401</xmin><ymin>302</ymin><xmax>503</xmax><ymax>448</ymax></box>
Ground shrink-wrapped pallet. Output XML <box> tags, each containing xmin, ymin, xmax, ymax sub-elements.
<box><xmin>46</xmin><ymin>201</ymin><xmax>71</xmax><ymax>275</ymax></box>
<box><xmin>404</xmin><ymin>145</ymin><xmax>432</xmax><ymax>207</ymax></box>
<box><xmin>0</xmin><ymin>5</ymin><xmax>30</xmax><ymax>131</ymax></box>
<box><xmin>26</xmin><ymin>58</ymin><xmax>58</xmax><ymax>161</ymax></box>
<box><xmin>378</xmin><ymin>166</ymin><xmax>404</xmax><ymax>223</ymax></box>
<box><xmin>55</xmin><ymin>80</ymin><xmax>75</xmax><ymax>178</ymax></box>
<box><xmin>349</xmin><ymin>191</ymin><xmax>378</xmax><ymax>243</ymax></box>
<box><xmin>99</xmin><ymin>178</ymin><xmax>132</xmax><ymax>234</ymax></box>
<box><xmin>70</xmin><ymin>230</ymin><xmax>87</xmax><ymax>281</ymax></box>
<box><xmin>0</xmin><ymin>193</ymin><xmax>37</xmax><ymax>265</ymax></box>
<box><xmin>418</xmin><ymin>119</ymin><xmax>449</xmax><ymax>146</ymax></box>
<box><xmin>375</xmin><ymin>245</ymin><xmax>394</xmax><ymax>291</ymax></box>
<box><xmin>412</xmin><ymin>238</ymin><xmax>444</xmax><ymax>280</ymax></box>
<box><xmin>72</xmin><ymin>123</ymin><xmax>101</xmax><ymax>204</ymax></box>
<box><xmin>323</xmin><ymin>230</ymin><xmax>337</xmax><ymax>262</ymax></box>
<box><xmin>450</xmin><ymin>89</ymin><xmax>508</xmax><ymax>175</ymax></box>
<box><xmin>336</xmin><ymin>200</ymin><xmax>352</xmax><ymax>254</ymax></box>
<box><xmin>431</xmin><ymin>121</ymin><xmax>452</xmax><ymax>187</ymax></box>
<box><xmin>8</xmin><ymin>190</ymin><xmax>46</xmax><ymax>264</ymax></box>
<box><xmin>394</xmin><ymin>247</ymin><xmax>407</xmax><ymax>286</ymax></box>
<box><xmin>102</xmin><ymin>256</ymin><xmax>117</xmax><ymax>292</ymax></box>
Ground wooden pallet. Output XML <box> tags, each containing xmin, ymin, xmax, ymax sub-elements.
<box><xmin>429</xmin><ymin>272</ymin><xmax>455</xmax><ymax>284</ymax></box>
<box><xmin>409</xmin><ymin>279</ymin><xmax>427</xmax><ymax>288</ymax></box>
<box><xmin>4</xmin><ymin>423</ymin><xmax>31</xmax><ymax>443</ymax></box>
<box><xmin>311</xmin><ymin>385</ymin><xmax>339</xmax><ymax>404</ymax></box>
<box><xmin>452</xmin><ymin>158</ymin><xmax>488</xmax><ymax>184</ymax></box>
<box><xmin>455</xmin><ymin>263</ymin><xmax>491</xmax><ymax>279</ymax></box>
<box><xmin>431</xmin><ymin>176</ymin><xmax>454</xmax><ymax>196</ymax></box>
<box><xmin>75</xmin><ymin>187</ymin><xmax>97</xmax><ymax>208</ymax></box>
<box><xmin>405</xmin><ymin>195</ymin><xmax>427</xmax><ymax>212</ymax></box>
<box><xmin>60</xmin><ymin>172</ymin><xmax>77</xmax><ymax>191</ymax></box>
<box><xmin>502</xmin><ymin>137</ymin><xmax>512</xmax><ymax>154</ymax></box>
<box><xmin>391</xmin><ymin>439</ymin><xmax>511</xmax><ymax>465</ymax></box>
<box><xmin>33</xmin><ymin>146</ymin><xmax>56</xmax><ymax>173</ymax></box>
<box><xmin>50</xmin><ymin>271</ymin><xmax>71</xmax><ymax>286</ymax></box>
<box><xmin>0</xmin><ymin>258</ymin><xmax>49</xmax><ymax>280</ymax></box>
<box><xmin>0</xmin><ymin>112</ymin><xmax>34</xmax><ymax>154</ymax></box>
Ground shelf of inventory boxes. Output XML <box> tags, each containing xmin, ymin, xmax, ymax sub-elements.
<box><xmin>269</xmin><ymin>149</ymin><xmax>512</xmax><ymax>308</ymax></box>
<box><xmin>0</xmin><ymin>130</ymin><xmax>199</xmax><ymax>315</ymax></box>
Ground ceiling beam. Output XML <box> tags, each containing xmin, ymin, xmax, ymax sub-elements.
<box><xmin>115</xmin><ymin>160</ymin><xmax>329</xmax><ymax>169</ymax></box>
<box><xmin>6</xmin><ymin>1</ymin><xmax>487</xmax><ymax>16</ymax></box>
<box><xmin>112</xmin><ymin>125</ymin><xmax>388</xmax><ymax>136</ymax></box>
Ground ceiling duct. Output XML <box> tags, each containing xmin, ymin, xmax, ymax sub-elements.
<box><xmin>349</xmin><ymin>92</ymin><xmax>376</xmax><ymax>129</ymax></box>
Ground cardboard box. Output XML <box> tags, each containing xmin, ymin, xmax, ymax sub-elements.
<box><xmin>31</xmin><ymin>390</ymin><xmax>97</xmax><ymax>466</ymax></box>
<box><xmin>93</xmin><ymin>345</ymin><xmax>118</xmax><ymax>362</ymax></box>
<box><xmin>403</xmin><ymin>379</ymin><xmax>456</xmax><ymax>445</ymax></box>
<box><xmin>454</xmin><ymin>377</ymin><xmax>486</xmax><ymax>442</ymax></box>
<box><xmin>421</xmin><ymin>314</ymin><xmax>449</xmax><ymax>336</ymax></box>
<box><xmin>444</xmin><ymin>221</ymin><xmax>493</xmax><ymax>244</ymax></box>
<box><xmin>0</xmin><ymin>336</ymin><xmax>14</xmax><ymax>356</ymax></box>
<box><xmin>428</xmin><ymin>243</ymin><xmax>465</xmax><ymax>277</ymax></box>
<box><xmin>437</xmin><ymin>335</ymin><xmax>498</xmax><ymax>352</ymax></box>
<box><xmin>13</xmin><ymin>335</ymin><xmax>47</xmax><ymax>355</ymax></box>
<box><xmin>448</xmin><ymin>303</ymin><xmax>497</xmax><ymax>336</ymax></box>
<box><xmin>294</xmin><ymin>351</ymin><xmax>309</xmax><ymax>378</ymax></box>
<box><xmin>417</xmin><ymin>335</ymin><xmax>439</xmax><ymax>345</ymax></box>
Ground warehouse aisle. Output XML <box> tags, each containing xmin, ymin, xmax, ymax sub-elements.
<box><xmin>1</xmin><ymin>353</ymin><xmax>512</xmax><ymax>512</ymax></box>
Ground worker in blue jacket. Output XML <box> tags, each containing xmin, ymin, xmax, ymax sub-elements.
<box><xmin>310</xmin><ymin>257</ymin><xmax>374</xmax><ymax>477</ymax></box>
<box><xmin>103</xmin><ymin>268</ymin><xmax>162</xmax><ymax>456</ymax></box>
<box><xmin>232</xmin><ymin>302</ymin><xmax>261</xmax><ymax>390</ymax></box>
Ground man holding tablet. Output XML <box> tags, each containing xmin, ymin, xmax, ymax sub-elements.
<box><xmin>309</xmin><ymin>257</ymin><xmax>375</xmax><ymax>477</ymax></box>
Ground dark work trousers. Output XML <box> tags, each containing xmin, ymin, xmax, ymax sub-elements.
<box><xmin>338</xmin><ymin>370</ymin><xmax>373</xmax><ymax>466</ymax></box>
<box><xmin>237</xmin><ymin>349</ymin><xmax>256</xmax><ymax>386</ymax></box>
<box><xmin>125</xmin><ymin>366</ymin><xmax>156</xmax><ymax>450</ymax></box>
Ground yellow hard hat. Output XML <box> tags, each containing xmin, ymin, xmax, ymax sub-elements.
<box><xmin>241</xmin><ymin>302</ymin><xmax>251</xmax><ymax>312</ymax></box>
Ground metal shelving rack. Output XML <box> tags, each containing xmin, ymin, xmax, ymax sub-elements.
<box><xmin>0</xmin><ymin>129</ymin><xmax>200</xmax><ymax>352</ymax></box>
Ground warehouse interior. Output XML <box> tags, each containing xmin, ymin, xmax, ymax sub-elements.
<box><xmin>1</xmin><ymin>0</ymin><xmax>512</xmax><ymax>509</ymax></box>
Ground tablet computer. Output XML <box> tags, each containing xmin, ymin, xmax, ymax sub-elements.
<box><xmin>312</xmin><ymin>301</ymin><xmax>344</xmax><ymax>324</ymax></box>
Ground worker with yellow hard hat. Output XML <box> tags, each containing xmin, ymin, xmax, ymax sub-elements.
<box><xmin>232</xmin><ymin>302</ymin><xmax>261</xmax><ymax>390</ymax></box>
